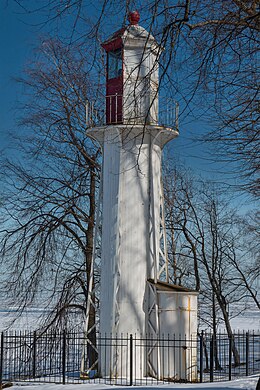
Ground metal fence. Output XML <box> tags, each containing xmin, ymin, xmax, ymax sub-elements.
<box><xmin>0</xmin><ymin>331</ymin><xmax>259</xmax><ymax>386</ymax></box>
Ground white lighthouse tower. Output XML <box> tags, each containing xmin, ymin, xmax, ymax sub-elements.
<box><xmin>85</xmin><ymin>11</ymin><xmax>198</xmax><ymax>381</ymax></box>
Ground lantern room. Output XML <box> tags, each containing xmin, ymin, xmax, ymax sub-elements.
<box><xmin>102</xmin><ymin>11</ymin><xmax>160</xmax><ymax>125</ymax></box>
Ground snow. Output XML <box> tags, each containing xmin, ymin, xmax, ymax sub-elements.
<box><xmin>8</xmin><ymin>376</ymin><xmax>260</xmax><ymax>390</ymax></box>
<box><xmin>0</xmin><ymin>307</ymin><xmax>259</xmax><ymax>332</ymax></box>
<box><xmin>0</xmin><ymin>308</ymin><xmax>43</xmax><ymax>331</ymax></box>
<box><xmin>228</xmin><ymin>311</ymin><xmax>260</xmax><ymax>332</ymax></box>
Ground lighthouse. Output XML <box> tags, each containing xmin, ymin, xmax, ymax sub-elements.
<box><xmin>86</xmin><ymin>11</ymin><xmax>198</xmax><ymax>381</ymax></box>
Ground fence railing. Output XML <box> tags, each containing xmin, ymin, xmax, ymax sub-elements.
<box><xmin>0</xmin><ymin>331</ymin><xmax>259</xmax><ymax>386</ymax></box>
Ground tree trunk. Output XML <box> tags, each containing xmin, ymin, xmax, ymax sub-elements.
<box><xmin>222</xmin><ymin>306</ymin><xmax>240</xmax><ymax>366</ymax></box>
<box><xmin>212</xmin><ymin>292</ymin><xmax>222</xmax><ymax>370</ymax></box>
<box><xmin>85</xmin><ymin>168</ymin><xmax>98</xmax><ymax>370</ymax></box>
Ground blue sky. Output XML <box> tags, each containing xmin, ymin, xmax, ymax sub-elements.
<box><xmin>0</xmin><ymin>1</ymin><xmax>256</xmax><ymax>210</ymax></box>
<box><xmin>0</xmin><ymin>1</ymin><xmax>37</xmax><ymax>150</ymax></box>
<box><xmin>0</xmin><ymin>2</ymin><xmax>208</xmax><ymax>171</ymax></box>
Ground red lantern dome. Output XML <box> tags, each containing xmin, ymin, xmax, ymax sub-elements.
<box><xmin>128</xmin><ymin>11</ymin><xmax>140</xmax><ymax>25</ymax></box>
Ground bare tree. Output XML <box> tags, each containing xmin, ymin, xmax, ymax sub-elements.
<box><xmin>226</xmin><ymin>211</ymin><xmax>260</xmax><ymax>310</ymax></box>
<box><xmin>164</xmin><ymin>162</ymin><xmax>259</xmax><ymax>365</ymax></box>
<box><xmin>0</xmin><ymin>38</ymin><xmax>102</xmax><ymax>331</ymax></box>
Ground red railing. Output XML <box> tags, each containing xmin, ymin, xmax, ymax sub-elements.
<box><xmin>106</xmin><ymin>94</ymin><xmax>123</xmax><ymax>125</ymax></box>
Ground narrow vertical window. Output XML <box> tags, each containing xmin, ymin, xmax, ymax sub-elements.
<box><xmin>108</xmin><ymin>48</ymin><xmax>122</xmax><ymax>79</ymax></box>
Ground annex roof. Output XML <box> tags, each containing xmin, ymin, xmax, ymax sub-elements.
<box><xmin>148</xmin><ymin>279</ymin><xmax>199</xmax><ymax>294</ymax></box>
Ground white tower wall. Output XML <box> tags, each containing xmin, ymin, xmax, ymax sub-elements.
<box><xmin>99</xmin><ymin>128</ymin><xmax>122</xmax><ymax>336</ymax></box>
<box><xmin>91</xmin><ymin>125</ymin><xmax>178</xmax><ymax>378</ymax></box>
<box><xmin>93</xmin><ymin>126</ymin><xmax>176</xmax><ymax>337</ymax></box>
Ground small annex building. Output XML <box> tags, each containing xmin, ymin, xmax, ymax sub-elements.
<box><xmin>147</xmin><ymin>279</ymin><xmax>198</xmax><ymax>381</ymax></box>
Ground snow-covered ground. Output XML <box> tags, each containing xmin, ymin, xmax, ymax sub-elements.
<box><xmin>0</xmin><ymin>292</ymin><xmax>259</xmax><ymax>332</ymax></box>
<box><xmin>226</xmin><ymin>309</ymin><xmax>260</xmax><ymax>332</ymax></box>
<box><xmin>0</xmin><ymin>308</ymin><xmax>48</xmax><ymax>331</ymax></box>
<box><xmin>0</xmin><ymin>306</ymin><xmax>259</xmax><ymax>332</ymax></box>
<box><xmin>8</xmin><ymin>376</ymin><xmax>260</xmax><ymax>390</ymax></box>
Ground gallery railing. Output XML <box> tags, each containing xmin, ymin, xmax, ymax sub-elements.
<box><xmin>86</xmin><ymin>95</ymin><xmax>179</xmax><ymax>129</ymax></box>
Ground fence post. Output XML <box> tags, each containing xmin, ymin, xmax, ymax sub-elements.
<box><xmin>199</xmin><ymin>332</ymin><xmax>203</xmax><ymax>383</ymax></box>
<box><xmin>228</xmin><ymin>336</ymin><xmax>232</xmax><ymax>381</ymax></box>
<box><xmin>0</xmin><ymin>333</ymin><xmax>4</xmax><ymax>390</ymax></box>
<box><xmin>246</xmin><ymin>332</ymin><xmax>249</xmax><ymax>376</ymax></box>
<box><xmin>210</xmin><ymin>335</ymin><xmax>214</xmax><ymax>382</ymax></box>
<box><xmin>62</xmin><ymin>331</ymin><xmax>66</xmax><ymax>385</ymax></box>
<box><xmin>129</xmin><ymin>334</ymin><xmax>133</xmax><ymax>386</ymax></box>
<box><xmin>32</xmin><ymin>331</ymin><xmax>37</xmax><ymax>378</ymax></box>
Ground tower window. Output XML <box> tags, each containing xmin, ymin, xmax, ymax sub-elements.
<box><xmin>108</xmin><ymin>48</ymin><xmax>122</xmax><ymax>79</ymax></box>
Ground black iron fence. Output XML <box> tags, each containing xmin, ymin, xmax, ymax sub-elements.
<box><xmin>0</xmin><ymin>331</ymin><xmax>259</xmax><ymax>386</ymax></box>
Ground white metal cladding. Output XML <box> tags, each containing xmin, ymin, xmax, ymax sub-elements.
<box><xmin>83</xmin><ymin>127</ymin><xmax>197</xmax><ymax>381</ymax></box>
<box><xmin>86</xmin><ymin>125</ymin><xmax>178</xmax><ymax>378</ymax></box>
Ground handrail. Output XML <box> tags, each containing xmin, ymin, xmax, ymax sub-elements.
<box><xmin>86</xmin><ymin>95</ymin><xmax>179</xmax><ymax>130</ymax></box>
